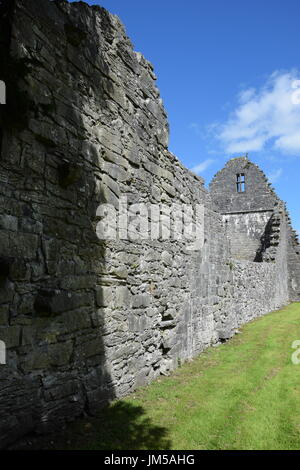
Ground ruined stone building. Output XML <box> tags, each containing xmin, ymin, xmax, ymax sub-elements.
<box><xmin>0</xmin><ymin>0</ymin><xmax>299</xmax><ymax>448</ymax></box>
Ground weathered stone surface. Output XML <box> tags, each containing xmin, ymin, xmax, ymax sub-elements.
<box><xmin>96</xmin><ymin>286</ymin><xmax>113</xmax><ymax>307</ymax></box>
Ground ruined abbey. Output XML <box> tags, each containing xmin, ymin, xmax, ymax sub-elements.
<box><xmin>0</xmin><ymin>0</ymin><xmax>299</xmax><ymax>448</ymax></box>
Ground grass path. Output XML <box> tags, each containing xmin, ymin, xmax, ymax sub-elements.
<box><xmin>51</xmin><ymin>303</ymin><xmax>300</xmax><ymax>450</ymax></box>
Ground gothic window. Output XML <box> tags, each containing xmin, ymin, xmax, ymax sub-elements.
<box><xmin>236</xmin><ymin>173</ymin><xmax>245</xmax><ymax>192</ymax></box>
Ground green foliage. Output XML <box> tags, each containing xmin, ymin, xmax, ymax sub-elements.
<box><xmin>227</xmin><ymin>261</ymin><xmax>235</xmax><ymax>271</ymax></box>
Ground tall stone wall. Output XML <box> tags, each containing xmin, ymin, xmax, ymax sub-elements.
<box><xmin>0</xmin><ymin>0</ymin><xmax>296</xmax><ymax>448</ymax></box>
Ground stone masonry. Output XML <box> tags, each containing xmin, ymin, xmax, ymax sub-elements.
<box><xmin>0</xmin><ymin>0</ymin><xmax>299</xmax><ymax>448</ymax></box>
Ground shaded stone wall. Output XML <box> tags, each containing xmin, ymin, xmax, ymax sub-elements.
<box><xmin>223</xmin><ymin>211</ymin><xmax>274</xmax><ymax>261</ymax></box>
<box><xmin>0</xmin><ymin>0</ymin><xmax>297</xmax><ymax>448</ymax></box>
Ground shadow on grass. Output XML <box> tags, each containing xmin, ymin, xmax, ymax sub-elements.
<box><xmin>57</xmin><ymin>401</ymin><xmax>172</xmax><ymax>450</ymax></box>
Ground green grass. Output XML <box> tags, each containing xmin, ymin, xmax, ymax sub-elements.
<box><xmin>53</xmin><ymin>303</ymin><xmax>300</xmax><ymax>450</ymax></box>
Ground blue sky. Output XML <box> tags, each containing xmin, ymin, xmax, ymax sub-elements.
<box><xmin>71</xmin><ymin>0</ymin><xmax>300</xmax><ymax>233</ymax></box>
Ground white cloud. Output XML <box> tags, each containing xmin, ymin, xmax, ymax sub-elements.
<box><xmin>190</xmin><ymin>159</ymin><xmax>215</xmax><ymax>174</ymax></box>
<box><xmin>267</xmin><ymin>168</ymin><xmax>282</xmax><ymax>184</ymax></box>
<box><xmin>217</xmin><ymin>70</ymin><xmax>300</xmax><ymax>156</ymax></box>
<box><xmin>238</xmin><ymin>87</ymin><xmax>256</xmax><ymax>104</ymax></box>
<box><xmin>275</xmin><ymin>133</ymin><xmax>300</xmax><ymax>153</ymax></box>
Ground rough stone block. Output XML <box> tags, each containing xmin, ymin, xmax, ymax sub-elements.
<box><xmin>96</xmin><ymin>286</ymin><xmax>114</xmax><ymax>307</ymax></box>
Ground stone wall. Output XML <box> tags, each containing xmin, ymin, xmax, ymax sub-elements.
<box><xmin>0</xmin><ymin>0</ymin><xmax>298</xmax><ymax>448</ymax></box>
<box><xmin>210</xmin><ymin>156</ymin><xmax>279</xmax><ymax>213</ymax></box>
<box><xmin>223</xmin><ymin>211</ymin><xmax>274</xmax><ymax>261</ymax></box>
<box><xmin>209</xmin><ymin>156</ymin><xmax>300</xmax><ymax>298</ymax></box>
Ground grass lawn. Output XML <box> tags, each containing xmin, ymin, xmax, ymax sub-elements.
<box><xmin>49</xmin><ymin>303</ymin><xmax>300</xmax><ymax>450</ymax></box>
